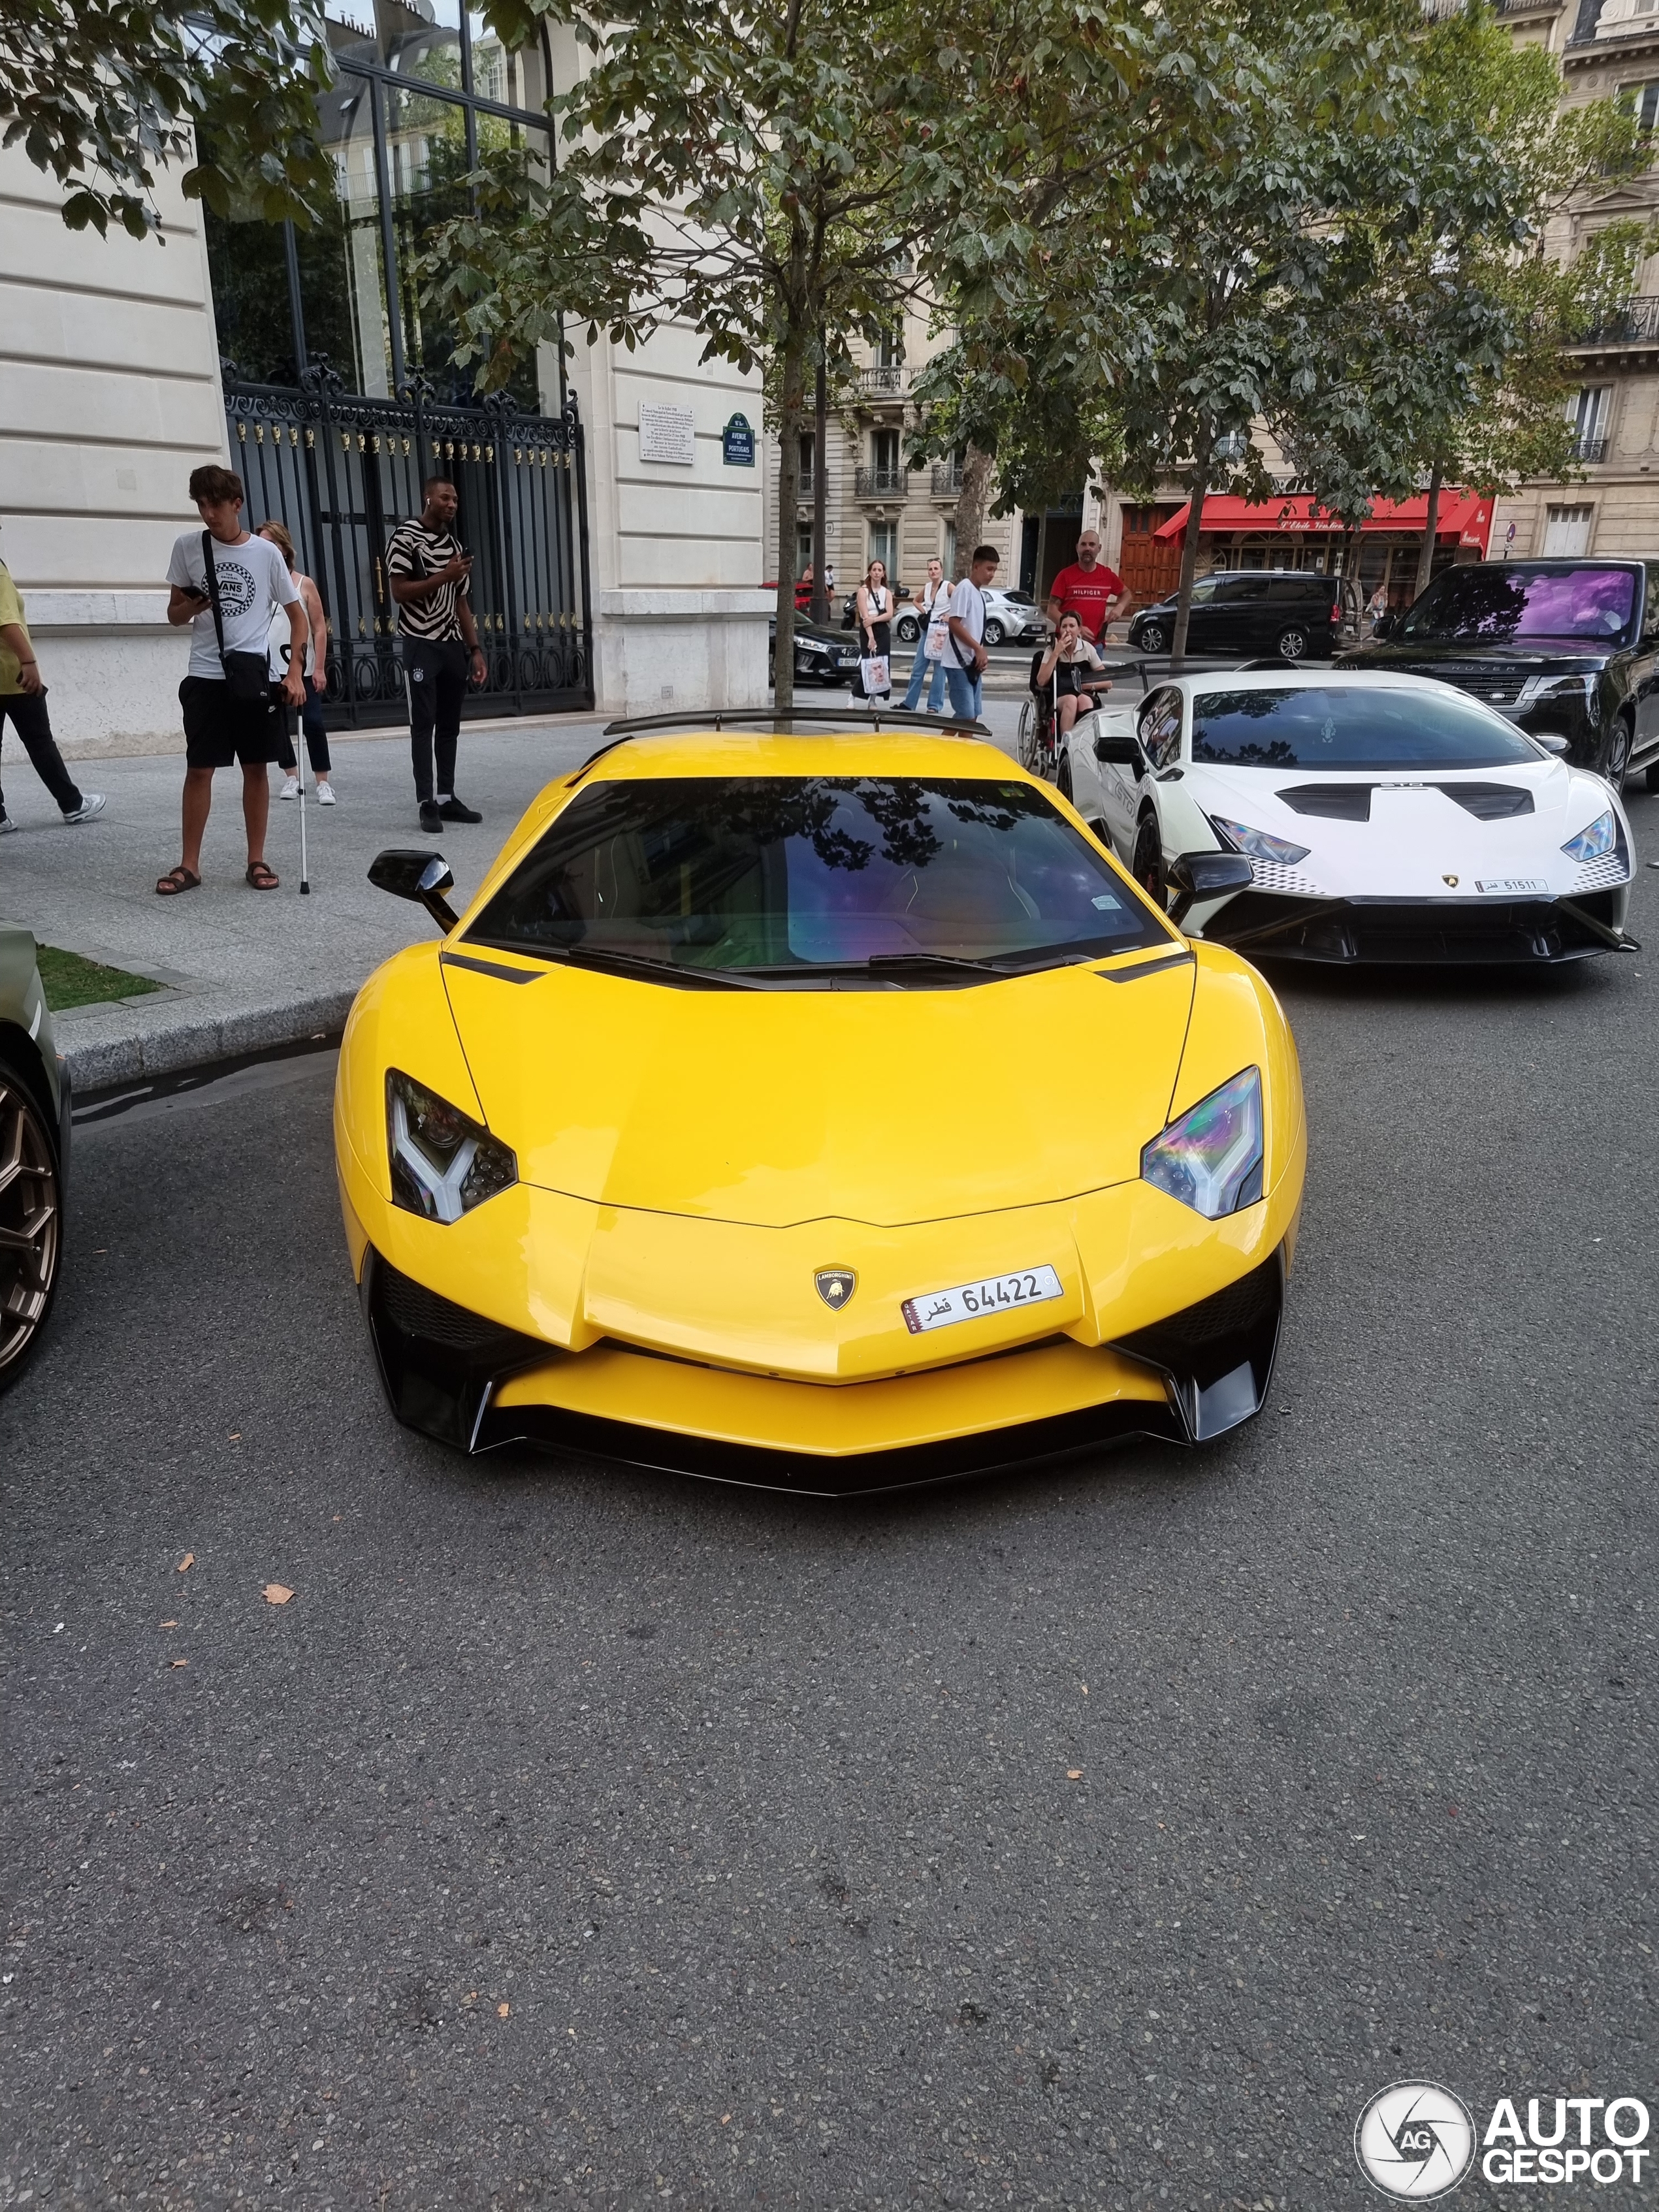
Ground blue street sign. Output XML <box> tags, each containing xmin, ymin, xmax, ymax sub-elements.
<box><xmin>722</xmin><ymin>413</ymin><xmax>756</xmax><ymax>467</ymax></box>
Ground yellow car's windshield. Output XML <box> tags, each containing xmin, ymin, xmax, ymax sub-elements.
<box><xmin>466</xmin><ymin>775</ymin><xmax>1169</xmax><ymax>981</ymax></box>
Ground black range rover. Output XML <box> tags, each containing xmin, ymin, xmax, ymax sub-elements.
<box><xmin>1339</xmin><ymin>557</ymin><xmax>1659</xmax><ymax>790</ymax></box>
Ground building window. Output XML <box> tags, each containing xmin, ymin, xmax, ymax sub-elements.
<box><xmin>796</xmin><ymin>522</ymin><xmax>813</xmax><ymax>578</ymax></box>
<box><xmin>205</xmin><ymin>5</ymin><xmax>555</xmax><ymax>406</ymax></box>
<box><xmin>867</xmin><ymin>521</ymin><xmax>897</xmax><ymax>574</ymax></box>
<box><xmin>1568</xmin><ymin>385</ymin><xmax>1612</xmax><ymax>462</ymax></box>
<box><xmin>797</xmin><ymin>432</ymin><xmax>816</xmax><ymax>498</ymax></box>
<box><xmin>942</xmin><ymin>520</ymin><xmax>956</xmax><ymax>573</ymax></box>
<box><xmin>1543</xmin><ymin>504</ymin><xmax>1596</xmax><ymax>556</ymax></box>
<box><xmin>1623</xmin><ymin>78</ymin><xmax>1659</xmax><ymax>127</ymax></box>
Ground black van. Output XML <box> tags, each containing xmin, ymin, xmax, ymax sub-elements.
<box><xmin>1128</xmin><ymin>571</ymin><xmax>1343</xmax><ymax>660</ymax></box>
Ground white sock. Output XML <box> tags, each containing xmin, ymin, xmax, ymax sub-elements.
<box><xmin>436</xmin><ymin>792</ymin><xmax>453</xmax><ymax>803</ymax></box>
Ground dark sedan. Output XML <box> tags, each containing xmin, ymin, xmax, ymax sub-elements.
<box><xmin>768</xmin><ymin>615</ymin><xmax>864</xmax><ymax>686</ymax></box>
<box><xmin>1340</xmin><ymin>557</ymin><xmax>1659</xmax><ymax>790</ymax></box>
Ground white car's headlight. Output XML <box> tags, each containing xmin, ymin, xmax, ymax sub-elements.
<box><xmin>1142</xmin><ymin>1067</ymin><xmax>1264</xmax><ymax>1219</ymax></box>
<box><xmin>387</xmin><ymin>1070</ymin><xmax>517</xmax><ymax>1223</ymax></box>
<box><xmin>1210</xmin><ymin>816</ymin><xmax>1310</xmax><ymax>867</ymax></box>
<box><xmin>1561</xmin><ymin>809</ymin><xmax>1617</xmax><ymax>863</ymax></box>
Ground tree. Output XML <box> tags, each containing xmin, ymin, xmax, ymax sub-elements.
<box><xmin>420</xmin><ymin>0</ymin><xmax>1152</xmax><ymax>699</ymax></box>
<box><xmin>0</xmin><ymin>0</ymin><xmax>333</xmax><ymax>238</ymax></box>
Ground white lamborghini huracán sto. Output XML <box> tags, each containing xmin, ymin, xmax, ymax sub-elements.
<box><xmin>1060</xmin><ymin>669</ymin><xmax>1636</xmax><ymax>965</ymax></box>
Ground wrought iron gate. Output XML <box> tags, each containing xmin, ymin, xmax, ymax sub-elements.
<box><xmin>223</xmin><ymin>365</ymin><xmax>592</xmax><ymax>727</ymax></box>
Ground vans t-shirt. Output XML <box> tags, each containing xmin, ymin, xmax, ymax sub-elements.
<box><xmin>167</xmin><ymin>531</ymin><xmax>299</xmax><ymax>682</ymax></box>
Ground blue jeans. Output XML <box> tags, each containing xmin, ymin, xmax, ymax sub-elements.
<box><xmin>944</xmin><ymin>663</ymin><xmax>983</xmax><ymax>721</ymax></box>
<box><xmin>903</xmin><ymin>650</ymin><xmax>948</xmax><ymax>712</ymax></box>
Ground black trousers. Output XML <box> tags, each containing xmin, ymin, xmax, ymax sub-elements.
<box><xmin>0</xmin><ymin>691</ymin><xmax>82</xmax><ymax>815</ymax></box>
<box><xmin>404</xmin><ymin>639</ymin><xmax>466</xmax><ymax>801</ymax></box>
<box><xmin>275</xmin><ymin>676</ymin><xmax>332</xmax><ymax>775</ymax></box>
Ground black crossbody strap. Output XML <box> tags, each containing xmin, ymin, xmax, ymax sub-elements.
<box><xmin>201</xmin><ymin>529</ymin><xmax>228</xmax><ymax>663</ymax></box>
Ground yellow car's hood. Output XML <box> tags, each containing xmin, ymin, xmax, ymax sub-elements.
<box><xmin>443</xmin><ymin>951</ymin><xmax>1194</xmax><ymax>1228</ymax></box>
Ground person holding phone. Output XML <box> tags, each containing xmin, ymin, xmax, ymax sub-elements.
<box><xmin>386</xmin><ymin>476</ymin><xmax>489</xmax><ymax>835</ymax></box>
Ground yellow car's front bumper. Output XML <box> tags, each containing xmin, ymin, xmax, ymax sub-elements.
<box><xmin>338</xmin><ymin>1113</ymin><xmax>1304</xmax><ymax>1493</ymax></box>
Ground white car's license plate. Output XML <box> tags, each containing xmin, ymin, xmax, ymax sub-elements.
<box><xmin>901</xmin><ymin>1264</ymin><xmax>1064</xmax><ymax>1335</ymax></box>
<box><xmin>1475</xmin><ymin>877</ymin><xmax>1548</xmax><ymax>894</ymax></box>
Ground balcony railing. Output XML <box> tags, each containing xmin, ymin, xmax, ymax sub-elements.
<box><xmin>854</xmin><ymin>465</ymin><xmax>907</xmax><ymax>500</ymax></box>
<box><xmin>858</xmin><ymin>365</ymin><xmax>909</xmax><ymax>398</ymax></box>
<box><xmin>1577</xmin><ymin>296</ymin><xmax>1659</xmax><ymax>345</ymax></box>
<box><xmin>931</xmin><ymin>461</ymin><xmax>963</xmax><ymax>498</ymax></box>
<box><xmin>1569</xmin><ymin>434</ymin><xmax>1609</xmax><ymax>464</ymax></box>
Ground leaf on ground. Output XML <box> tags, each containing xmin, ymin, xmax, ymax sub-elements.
<box><xmin>177</xmin><ymin>1554</ymin><xmax>195</xmax><ymax>1572</ymax></box>
<box><xmin>161</xmin><ymin>1620</ymin><xmax>178</xmax><ymax>1629</ymax></box>
<box><xmin>170</xmin><ymin>1658</ymin><xmax>189</xmax><ymax>1669</ymax></box>
<box><xmin>1067</xmin><ymin>1769</ymin><xmax>1083</xmax><ymax>1780</ymax></box>
<box><xmin>720</xmin><ymin>2113</ymin><xmax>732</xmax><ymax>2125</ymax></box>
<box><xmin>263</xmin><ymin>1584</ymin><xmax>295</xmax><ymax>1605</ymax></box>
<box><xmin>497</xmin><ymin>2002</ymin><xmax>510</xmax><ymax>2018</ymax></box>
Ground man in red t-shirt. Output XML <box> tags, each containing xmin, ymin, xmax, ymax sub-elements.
<box><xmin>1046</xmin><ymin>529</ymin><xmax>1124</xmax><ymax>642</ymax></box>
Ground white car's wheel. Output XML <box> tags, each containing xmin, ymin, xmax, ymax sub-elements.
<box><xmin>983</xmin><ymin>619</ymin><xmax>1005</xmax><ymax>647</ymax></box>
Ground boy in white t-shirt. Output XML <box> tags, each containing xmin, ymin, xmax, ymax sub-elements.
<box><xmin>158</xmin><ymin>466</ymin><xmax>304</xmax><ymax>895</ymax></box>
<box><xmin>944</xmin><ymin>545</ymin><xmax>999</xmax><ymax>723</ymax></box>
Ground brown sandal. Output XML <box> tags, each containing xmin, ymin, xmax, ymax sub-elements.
<box><xmin>155</xmin><ymin>865</ymin><xmax>201</xmax><ymax>897</ymax></box>
<box><xmin>246</xmin><ymin>859</ymin><xmax>280</xmax><ymax>891</ymax></box>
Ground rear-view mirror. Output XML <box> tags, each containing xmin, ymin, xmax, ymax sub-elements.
<box><xmin>1370</xmin><ymin>613</ymin><xmax>1396</xmax><ymax>641</ymax></box>
<box><xmin>1532</xmin><ymin>732</ymin><xmax>1571</xmax><ymax>757</ymax></box>
<box><xmin>369</xmin><ymin>848</ymin><xmax>460</xmax><ymax>935</ymax></box>
<box><xmin>1095</xmin><ymin>732</ymin><xmax>1144</xmax><ymax>774</ymax></box>
<box><xmin>1167</xmin><ymin>850</ymin><xmax>1253</xmax><ymax>927</ymax></box>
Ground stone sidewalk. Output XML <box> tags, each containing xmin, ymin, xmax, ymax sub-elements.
<box><xmin>2</xmin><ymin>699</ymin><xmax>1022</xmax><ymax>1091</ymax></box>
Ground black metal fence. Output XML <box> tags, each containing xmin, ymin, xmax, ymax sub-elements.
<box><xmin>222</xmin><ymin>363</ymin><xmax>593</xmax><ymax>728</ymax></box>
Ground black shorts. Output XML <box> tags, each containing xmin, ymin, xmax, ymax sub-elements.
<box><xmin>179</xmin><ymin>675</ymin><xmax>282</xmax><ymax>769</ymax></box>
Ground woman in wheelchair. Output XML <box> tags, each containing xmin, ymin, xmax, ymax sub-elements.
<box><xmin>1035</xmin><ymin>613</ymin><xmax>1112</xmax><ymax>740</ymax></box>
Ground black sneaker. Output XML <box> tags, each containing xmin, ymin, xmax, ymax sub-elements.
<box><xmin>437</xmin><ymin>795</ymin><xmax>483</xmax><ymax>824</ymax></box>
<box><xmin>419</xmin><ymin>800</ymin><xmax>442</xmax><ymax>835</ymax></box>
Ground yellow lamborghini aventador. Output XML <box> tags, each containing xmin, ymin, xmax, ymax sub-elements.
<box><xmin>334</xmin><ymin>711</ymin><xmax>1306</xmax><ymax>1492</ymax></box>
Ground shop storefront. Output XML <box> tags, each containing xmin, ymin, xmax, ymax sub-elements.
<box><xmin>1152</xmin><ymin>490</ymin><xmax>1494</xmax><ymax>613</ymax></box>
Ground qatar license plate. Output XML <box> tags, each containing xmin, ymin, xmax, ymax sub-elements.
<box><xmin>901</xmin><ymin>1264</ymin><xmax>1064</xmax><ymax>1335</ymax></box>
<box><xmin>1475</xmin><ymin>877</ymin><xmax>1549</xmax><ymax>894</ymax></box>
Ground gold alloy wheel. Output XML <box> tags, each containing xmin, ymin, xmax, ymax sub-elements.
<box><xmin>0</xmin><ymin>1063</ymin><xmax>61</xmax><ymax>1386</ymax></box>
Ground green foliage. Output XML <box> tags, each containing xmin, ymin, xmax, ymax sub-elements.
<box><xmin>0</xmin><ymin>0</ymin><xmax>334</xmax><ymax>238</ymax></box>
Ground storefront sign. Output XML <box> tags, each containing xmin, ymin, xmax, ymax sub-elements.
<box><xmin>722</xmin><ymin>413</ymin><xmax>756</xmax><ymax>467</ymax></box>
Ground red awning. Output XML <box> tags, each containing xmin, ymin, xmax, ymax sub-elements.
<box><xmin>1153</xmin><ymin>491</ymin><xmax>1493</xmax><ymax>553</ymax></box>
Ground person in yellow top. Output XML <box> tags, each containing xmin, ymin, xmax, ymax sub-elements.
<box><xmin>0</xmin><ymin>558</ymin><xmax>105</xmax><ymax>831</ymax></box>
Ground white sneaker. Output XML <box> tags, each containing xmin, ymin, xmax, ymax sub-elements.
<box><xmin>62</xmin><ymin>792</ymin><xmax>106</xmax><ymax>822</ymax></box>
<box><xmin>278</xmin><ymin>775</ymin><xmax>300</xmax><ymax>801</ymax></box>
<box><xmin>315</xmin><ymin>780</ymin><xmax>336</xmax><ymax>805</ymax></box>
<box><xmin>0</xmin><ymin>811</ymin><xmax>14</xmax><ymax>834</ymax></box>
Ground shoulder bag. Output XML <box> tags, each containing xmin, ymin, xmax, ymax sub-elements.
<box><xmin>202</xmin><ymin>529</ymin><xmax>273</xmax><ymax>702</ymax></box>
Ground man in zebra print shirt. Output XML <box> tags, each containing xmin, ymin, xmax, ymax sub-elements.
<box><xmin>387</xmin><ymin>477</ymin><xmax>489</xmax><ymax>835</ymax></box>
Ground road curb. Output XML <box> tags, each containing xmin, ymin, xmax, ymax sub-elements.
<box><xmin>59</xmin><ymin>987</ymin><xmax>357</xmax><ymax>1094</ymax></box>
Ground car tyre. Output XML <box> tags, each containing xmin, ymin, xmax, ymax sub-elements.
<box><xmin>1276</xmin><ymin>625</ymin><xmax>1309</xmax><ymax>661</ymax></box>
<box><xmin>1056</xmin><ymin>752</ymin><xmax>1074</xmax><ymax>801</ymax></box>
<box><xmin>1602</xmin><ymin>716</ymin><xmax>1633</xmax><ymax>792</ymax></box>
<box><xmin>1131</xmin><ymin>810</ymin><xmax>1166</xmax><ymax>908</ymax></box>
<box><xmin>1138</xmin><ymin>622</ymin><xmax>1167</xmax><ymax>654</ymax></box>
<box><xmin>0</xmin><ymin>1051</ymin><xmax>63</xmax><ymax>1397</ymax></box>
<box><xmin>983</xmin><ymin>619</ymin><xmax>1005</xmax><ymax>648</ymax></box>
<box><xmin>895</xmin><ymin>615</ymin><xmax>920</xmax><ymax>645</ymax></box>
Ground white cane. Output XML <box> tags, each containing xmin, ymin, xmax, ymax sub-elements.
<box><xmin>296</xmin><ymin>690</ymin><xmax>310</xmax><ymax>896</ymax></box>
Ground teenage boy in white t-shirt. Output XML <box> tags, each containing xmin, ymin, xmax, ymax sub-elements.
<box><xmin>944</xmin><ymin>545</ymin><xmax>999</xmax><ymax>722</ymax></box>
<box><xmin>158</xmin><ymin>466</ymin><xmax>304</xmax><ymax>894</ymax></box>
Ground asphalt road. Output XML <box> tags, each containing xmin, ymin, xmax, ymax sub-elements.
<box><xmin>5</xmin><ymin>792</ymin><xmax>1658</xmax><ymax>2211</ymax></box>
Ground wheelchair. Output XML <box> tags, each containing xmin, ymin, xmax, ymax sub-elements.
<box><xmin>1016</xmin><ymin>652</ymin><xmax>1112</xmax><ymax>789</ymax></box>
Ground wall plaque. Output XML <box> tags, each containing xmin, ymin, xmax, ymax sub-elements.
<box><xmin>638</xmin><ymin>403</ymin><xmax>697</xmax><ymax>465</ymax></box>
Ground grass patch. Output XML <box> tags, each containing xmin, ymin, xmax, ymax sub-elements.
<box><xmin>38</xmin><ymin>945</ymin><xmax>165</xmax><ymax>1012</ymax></box>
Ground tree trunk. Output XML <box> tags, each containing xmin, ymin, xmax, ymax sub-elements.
<box><xmin>1413</xmin><ymin>460</ymin><xmax>1443</xmax><ymax>602</ymax></box>
<box><xmin>1169</xmin><ymin>446</ymin><xmax>1212</xmax><ymax>667</ymax></box>
<box><xmin>773</xmin><ymin>332</ymin><xmax>807</xmax><ymax>711</ymax></box>
<box><xmin>950</xmin><ymin>444</ymin><xmax>994</xmax><ymax>579</ymax></box>
<box><xmin>810</xmin><ymin>353</ymin><xmax>829</xmax><ymax>625</ymax></box>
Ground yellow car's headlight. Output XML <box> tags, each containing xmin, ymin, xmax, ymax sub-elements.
<box><xmin>386</xmin><ymin>1070</ymin><xmax>517</xmax><ymax>1223</ymax></box>
<box><xmin>1141</xmin><ymin>1066</ymin><xmax>1264</xmax><ymax>1218</ymax></box>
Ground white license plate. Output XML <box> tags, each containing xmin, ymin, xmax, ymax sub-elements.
<box><xmin>901</xmin><ymin>1265</ymin><xmax>1065</xmax><ymax>1336</ymax></box>
<box><xmin>1475</xmin><ymin>877</ymin><xmax>1548</xmax><ymax>894</ymax></box>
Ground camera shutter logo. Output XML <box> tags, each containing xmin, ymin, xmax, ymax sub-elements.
<box><xmin>1355</xmin><ymin>2081</ymin><xmax>1476</xmax><ymax>2201</ymax></box>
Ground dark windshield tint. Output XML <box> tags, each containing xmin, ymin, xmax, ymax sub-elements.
<box><xmin>467</xmin><ymin>776</ymin><xmax>1169</xmax><ymax>976</ymax></box>
<box><xmin>1400</xmin><ymin>564</ymin><xmax>1635</xmax><ymax>644</ymax></box>
<box><xmin>1191</xmin><ymin>687</ymin><xmax>1538</xmax><ymax>769</ymax></box>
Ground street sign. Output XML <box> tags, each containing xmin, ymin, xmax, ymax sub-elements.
<box><xmin>722</xmin><ymin>412</ymin><xmax>756</xmax><ymax>467</ymax></box>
